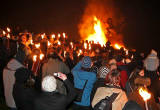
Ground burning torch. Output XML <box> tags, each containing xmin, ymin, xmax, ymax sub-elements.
<box><xmin>139</xmin><ymin>88</ymin><xmax>151</xmax><ymax>110</ymax></box>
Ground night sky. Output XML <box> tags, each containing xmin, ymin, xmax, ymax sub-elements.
<box><xmin>0</xmin><ymin>0</ymin><xmax>160</xmax><ymax>53</ymax></box>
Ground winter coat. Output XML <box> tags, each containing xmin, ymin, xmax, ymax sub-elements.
<box><xmin>42</xmin><ymin>58</ymin><xmax>70</xmax><ymax>94</ymax></box>
<box><xmin>72</xmin><ymin>61</ymin><xmax>96</xmax><ymax>106</ymax></box>
<box><xmin>144</xmin><ymin>53</ymin><xmax>159</xmax><ymax>71</ymax></box>
<box><xmin>34</xmin><ymin>79</ymin><xmax>76</xmax><ymax>110</ymax></box>
<box><xmin>92</xmin><ymin>85</ymin><xmax>128</xmax><ymax>110</ymax></box>
<box><xmin>90</xmin><ymin>78</ymin><xmax>106</xmax><ymax>103</ymax></box>
<box><xmin>3</xmin><ymin>58</ymin><xmax>24</xmax><ymax>108</ymax></box>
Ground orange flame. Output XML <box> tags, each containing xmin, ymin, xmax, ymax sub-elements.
<box><xmin>33</xmin><ymin>55</ymin><xmax>37</xmax><ymax>62</ymax></box>
<box><xmin>7</xmin><ymin>34</ymin><xmax>10</xmax><ymax>39</ymax></box>
<box><xmin>139</xmin><ymin>88</ymin><xmax>151</xmax><ymax>101</ymax></box>
<box><xmin>63</xmin><ymin>33</ymin><xmax>66</xmax><ymax>38</ymax></box>
<box><xmin>3</xmin><ymin>31</ymin><xmax>6</xmax><ymax>35</ymax></box>
<box><xmin>85</xmin><ymin>16</ymin><xmax>107</xmax><ymax>46</ymax></box>
<box><xmin>89</xmin><ymin>44</ymin><xmax>91</xmax><ymax>50</ymax></box>
<box><xmin>48</xmin><ymin>41</ymin><xmax>51</xmax><ymax>47</ymax></box>
<box><xmin>35</xmin><ymin>43</ymin><xmax>40</xmax><ymax>48</ymax></box>
<box><xmin>41</xmin><ymin>33</ymin><xmax>45</xmax><ymax>39</ymax></box>
<box><xmin>31</xmin><ymin>39</ymin><xmax>34</xmax><ymax>45</ymax></box>
<box><xmin>58</xmin><ymin>33</ymin><xmax>61</xmax><ymax>38</ymax></box>
<box><xmin>84</xmin><ymin>42</ymin><xmax>87</xmax><ymax>49</ymax></box>
<box><xmin>40</xmin><ymin>53</ymin><xmax>44</xmax><ymax>60</ymax></box>
<box><xmin>58</xmin><ymin>41</ymin><xmax>61</xmax><ymax>45</ymax></box>
<box><xmin>70</xmin><ymin>42</ymin><xmax>73</xmax><ymax>48</ymax></box>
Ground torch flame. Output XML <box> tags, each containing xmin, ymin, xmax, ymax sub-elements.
<box><xmin>35</xmin><ymin>43</ymin><xmax>40</xmax><ymax>48</ymax></box>
<box><xmin>58</xmin><ymin>41</ymin><xmax>61</xmax><ymax>45</ymax></box>
<box><xmin>33</xmin><ymin>55</ymin><xmax>37</xmax><ymax>62</ymax></box>
<box><xmin>114</xmin><ymin>44</ymin><xmax>123</xmax><ymax>50</ymax></box>
<box><xmin>63</xmin><ymin>33</ymin><xmax>66</xmax><ymax>38</ymax></box>
<box><xmin>7</xmin><ymin>34</ymin><xmax>10</xmax><ymax>39</ymax></box>
<box><xmin>89</xmin><ymin>44</ymin><xmax>91</xmax><ymax>50</ymax></box>
<box><xmin>40</xmin><ymin>53</ymin><xmax>44</xmax><ymax>60</ymax></box>
<box><xmin>48</xmin><ymin>41</ymin><xmax>51</xmax><ymax>47</ymax></box>
<box><xmin>86</xmin><ymin>16</ymin><xmax>107</xmax><ymax>46</ymax></box>
<box><xmin>7</xmin><ymin>27</ymin><xmax>10</xmax><ymax>33</ymax></box>
<box><xmin>70</xmin><ymin>42</ymin><xmax>73</xmax><ymax>49</ymax></box>
<box><xmin>41</xmin><ymin>33</ymin><xmax>45</xmax><ymax>39</ymax></box>
<box><xmin>3</xmin><ymin>31</ymin><xmax>6</xmax><ymax>35</ymax></box>
<box><xmin>31</xmin><ymin>39</ymin><xmax>34</xmax><ymax>45</ymax></box>
<box><xmin>84</xmin><ymin>43</ymin><xmax>87</xmax><ymax>49</ymax></box>
<box><xmin>139</xmin><ymin>88</ymin><xmax>151</xmax><ymax>101</ymax></box>
<box><xmin>51</xmin><ymin>34</ymin><xmax>55</xmax><ymax>39</ymax></box>
<box><xmin>58</xmin><ymin>33</ymin><xmax>61</xmax><ymax>38</ymax></box>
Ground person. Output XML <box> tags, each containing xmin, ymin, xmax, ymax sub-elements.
<box><xmin>116</xmin><ymin>55</ymin><xmax>128</xmax><ymax>89</ymax></box>
<box><xmin>90</xmin><ymin>66</ymin><xmax>110</xmax><ymax>103</ymax></box>
<box><xmin>42</xmin><ymin>50</ymin><xmax>70</xmax><ymax>94</ymax></box>
<box><xmin>13</xmin><ymin>67</ymin><xmax>37</xmax><ymax>110</ymax></box>
<box><xmin>34</xmin><ymin>72</ymin><xmax>76</xmax><ymax>110</ymax></box>
<box><xmin>3</xmin><ymin>45</ymin><xmax>30</xmax><ymax>110</ymax></box>
<box><xmin>72</xmin><ymin>56</ymin><xmax>96</xmax><ymax>110</ymax></box>
<box><xmin>92</xmin><ymin>69</ymin><xmax>128</xmax><ymax>110</ymax></box>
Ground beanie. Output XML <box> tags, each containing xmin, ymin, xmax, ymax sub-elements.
<box><xmin>98</xmin><ymin>66</ymin><xmax>110</xmax><ymax>78</ymax></box>
<box><xmin>42</xmin><ymin>75</ymin><xmax>57</xmax><ymax>92</ymax></box>
<box><xmin>82</xmin><ymin>56</ymin><xmax>92</xmax><ymax>68</ymax></box>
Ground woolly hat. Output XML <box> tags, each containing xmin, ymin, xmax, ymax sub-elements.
<box><xmin>82</xmin><ymin>56</ymin><xmax>92</xmax><ymax>68</ymax></box>
<box><xmin>15</xmin><ymin>67</ymin><xmax>31</xmax><ymax>83</ymax></box>
<box><xmin>122</xmin><ymin>100</ymin><xmax>142</xmax><ymax>110</ymax></box>
<box><xmin>42</xmin><ymin>75</ymin><xmax>57</xmax><ymax>92</ymax></box>
<box><xmin>98</xmin><ymin>66</ymin><xmax>110</xmax><ymax>78</ymax></box>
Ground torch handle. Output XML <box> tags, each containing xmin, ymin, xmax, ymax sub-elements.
<box><xmin>145</xmin><ymin>101</ymin><xmax>149</xmax><ymax>110</ymax></box>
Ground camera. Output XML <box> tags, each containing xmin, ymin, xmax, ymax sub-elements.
<box><xmin>53</xmin><ymin>72</ymin><xmax>60</xmax><ymax>77</ymax></box>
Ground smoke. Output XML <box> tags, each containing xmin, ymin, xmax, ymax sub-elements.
<box><xmin>78</xmin><ymin>0</ymin><xmax>125</xmax><ymax>45</ymax></box>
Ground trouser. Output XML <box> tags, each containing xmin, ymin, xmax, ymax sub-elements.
<box><xmin>72</xmin><ymin>103</ymin><xmax>92</xmax><ymax>110</ymax></box>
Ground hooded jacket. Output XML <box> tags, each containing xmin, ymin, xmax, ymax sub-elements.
<box><xmin>3</xmin><ymin>58</ymin><xmax>24</xmax><ymax>108</ymax></box>
<box><xmin>72</xmin><ymin>61</ymin><xmax>96</xmax><ymax>106</ymax></box>
<box><xmin>144</xmin><ymin>50</ymin><xmax>159</xmax><ymax>71</ymax></box>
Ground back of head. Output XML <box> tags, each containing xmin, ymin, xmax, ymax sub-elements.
<box><xmin>98</xmin><ymin>66</ymin><xmax>110</xmax><ymax>78</ymax></box>
<box><xmin>42</xmin><ymin>75</ymin><xmax>57</xmax><ymax>92</ymax></box>
<box><xmin>106</xmin><ymin>69</ymin><xmax>121</xmax><ymax>85</ymax></box>
<box><xmin>81</xmin><ymin>56</ymin><xmax>92</xmax><ymax>69</ymax></box>
<box><xmin>123</xmin><ymin>100</ymin><xmax>142</xmax><ymax>110</ymax></box>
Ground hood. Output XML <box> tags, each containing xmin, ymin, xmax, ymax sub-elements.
<box><xmin>7</xmin><ymin>59</ymin><xmax>24</xmax><ymax>71</ymax></box>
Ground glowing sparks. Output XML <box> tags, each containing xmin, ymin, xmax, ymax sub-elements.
<box><xmin>86</xmin><ymin>16</ymin><xmax>107</xmax><ymax>46</ymax></box>
<box><xmin>33</xmin><ymin>55</ymin><xmax>37</xmax><ymax>62</ymax></box>
<box><xmin>40</xmin><ymin>54</ymin><xmax>44</xmax><ymax>60</ymax></box>
<box><xmin>139</xmin><ymin>88</ymin><xmax>151</xmax><ymax>101</ymax></box>
<box><xmin>35</xmin><ymin>43</ymin><xmax>40</xmax><ymax>48</ymax></box>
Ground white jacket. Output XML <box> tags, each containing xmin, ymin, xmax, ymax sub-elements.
<box><xmin>3</xmin><ymin>59</ymin><xmax>24</xmax><ymax>108</ymax></box>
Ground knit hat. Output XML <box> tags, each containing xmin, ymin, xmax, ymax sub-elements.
<box><xmin>15</xmin><ymin>67</ymin><xmax>31</xmax><ymax>83</ymax></box>
<box><xmin>98</xmin><ymin>66</ymin><xmax>110</xmax><ymax>78</ymax></box>
<box><xmin>82</xmin><ymin>56</ymin><xmax>92</xmax><ymax>68</ymax></box>
<box><xmin>122</xmin><ymin>100</ymin><xmax>142</xmax><ymax>110</ymax></box>
<box><xmin>42</xmin><ymin>75</ymin><xmax>57</xmax><ymax>92</ymax></box>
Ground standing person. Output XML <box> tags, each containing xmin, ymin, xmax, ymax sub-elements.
<box><xmin>42</xmin><ymin>50</ymin><xmax>70</xmax><ymax>94</ymax></box>
<box><xmin>72</xmin><ymin>56</ymin><xmax>96</xmax><ymax>110</ymax></box>
<box><xmin>92</xmin><ymin>69</ymin><xmax>128</xmax><ymax>110</ymax></box>
<box><xmin>3</xmin><ymin>45</ymin><xmax>30</xmax><ymax>110</ymax></box>
<box><xmin>144</xmin><ymin>49</ymin><xmax>160</xmax><ymax>103</ymax></box>
<box><xmin>34</xmin><ymin>72</ymin><xmax>76</xmax><ymax>110</ymax></box>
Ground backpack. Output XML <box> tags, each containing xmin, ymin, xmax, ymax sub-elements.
<box><xmin>93</xmin><ymin>93</ymin><xmax>119</xmax><ymax>110</ymax></box>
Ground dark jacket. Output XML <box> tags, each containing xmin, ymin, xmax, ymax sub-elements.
<box><xmin>13</xmin><ymin>67</ymin><xmax>37</xmax><ymax>110</ymax></box>
<box><xmin>34</xmin><ymin>79</ymin><xmax>76</xmax><ymax>110</ymax></box>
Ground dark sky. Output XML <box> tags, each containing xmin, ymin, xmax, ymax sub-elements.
<box><xmin>0</xmin><ymin>0</ymin><xmax>160</xmax><ymax>53</ymax></box>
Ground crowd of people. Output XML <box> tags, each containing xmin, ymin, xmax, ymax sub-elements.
<box><xmin>0</xmin><ymin>28</ymin><xmax>160</xmax><ymax>110</ymax></box>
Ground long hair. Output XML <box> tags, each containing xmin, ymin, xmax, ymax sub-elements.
<box><xmin>106</xmin><ymin>69</ymin><xmax>121</xmax><ymax>86</ymax></box>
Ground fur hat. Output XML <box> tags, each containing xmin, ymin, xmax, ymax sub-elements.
<box><xmin>98</xmin><ymin>66</ymin><xmax>110</xmax><ymax>78</ymax></box>
<box><xmin>82</xmin><ymin>56</ymin><xmax>92</xmax><ymax>68</ymax></box>
<box><xmin>42</xmin><ymin>75</ymin><xmax>57</xmax><ymax>92</ymax></box>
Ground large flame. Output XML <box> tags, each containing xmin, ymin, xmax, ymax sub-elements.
<box><xmin>139</xmin><ymin>88</ymin><xmax>151</xmax><ymax>101</ymax></box>
<box><xmin>85</xmin><ymin>16</ymin><xmax>107</xmax><ymax>46</ymax></box>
